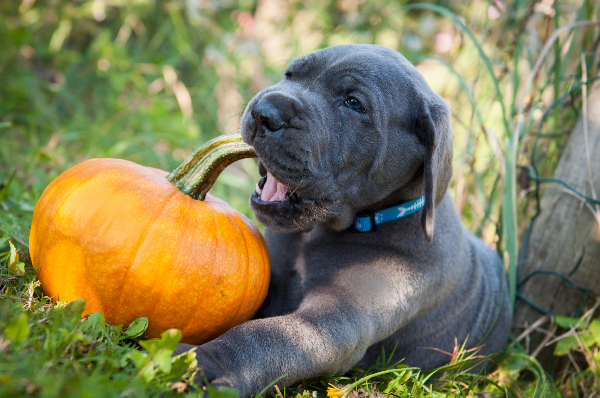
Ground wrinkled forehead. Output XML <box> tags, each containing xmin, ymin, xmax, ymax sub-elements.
<box><xmin>286</xmin><ymin>44</ymin><xmax>421</xmax><ymax>94</ymax></box>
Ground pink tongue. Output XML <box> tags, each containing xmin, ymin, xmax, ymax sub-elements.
<box><xmin>261</xmin><ymin>172</ymin><xmax>288</xmax><ymax>202</ymax></box>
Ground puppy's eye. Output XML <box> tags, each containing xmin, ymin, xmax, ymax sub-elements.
<box><xmin>284</xmin><ymin>71</ymin><xmax>292</xmax><ymax>79</ymax></box>
<box><xmin>344</xmin><ymin>97</ymin><xmax>365</xmax><ymax>113</ymax></box>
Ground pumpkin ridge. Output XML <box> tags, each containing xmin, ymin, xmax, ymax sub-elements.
<box><xmin>83</xmin><ymin>167</ymin><xmax>150</xmax><ymax>320</ymax></box>
<box><xmin>34</xmin><ymin>162</ymin><xmax>106</xmax><ymax>294</ymax></box>
<box><xmin>227</xmin><ymin>212</ymin><xmax>269</xmax><ymax>322</ymax></box>
<box><xmin>142</xmin><ymin>194</ymin><xmax>194</xmax><ymax>329</ymax></box>
<box><xmin>239</xmin><ymin>222</ymin><xmax>268</xmax><ymax>322</ymax></box>
<box><xmin>181</xmin><ymin>198</ymin><xmax>221</xmax><ymax>337</ymax></box>
<box><xmin>112</xmin><ymin>186</ymin><xmax>180</xmax><ymax>324</ymax></box>
<box><xmin>181</xmin><ymin>195</ymin><xmax>210</xmax><ymax>333</ymax></box>
<box><xmin>230</xmin><ymin>212</ymin><xmax>252</xmax><ymax>327</ymax></box>
<box><xmin>46</xmin><ymin>162</ymin><xmax>103</xmax><ymax>231</ymax></box>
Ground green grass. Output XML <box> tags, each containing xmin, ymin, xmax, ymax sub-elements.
<box><xmin>2</xmin><ymin>0</ymin><xmax>600</xmax><ymax>397</ymax></box>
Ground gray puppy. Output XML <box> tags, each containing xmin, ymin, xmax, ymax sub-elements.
<box><xmin>175</xmin><ymin>44</ymin><xmax>512</xmax><ymax>396</ymax></box>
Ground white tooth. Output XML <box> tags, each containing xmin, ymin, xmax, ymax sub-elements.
<box><xmin>256</xmin><ymin>183</ymin><xmax>262</xmax><ymax>194</ymax></box>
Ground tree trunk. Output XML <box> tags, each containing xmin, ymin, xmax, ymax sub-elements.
<box><xmin>512</xmin><ymin>80</ymin><xmax>600</xmax><ymax>365</ymax></box>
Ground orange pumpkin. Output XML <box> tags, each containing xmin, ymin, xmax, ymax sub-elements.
<box><xmin>29</xmin><ymin>134</ymin><xmax>270</xmax><ymax>345</ymax></box>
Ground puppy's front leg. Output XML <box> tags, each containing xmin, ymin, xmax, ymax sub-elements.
<box><xmin>175</xmin><ymin>292</ymin><xmax>379</xmax><ymax>398</ymax></box>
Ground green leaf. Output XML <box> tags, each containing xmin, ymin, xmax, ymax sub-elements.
<box><xmin>152</xmin><ymin>349</ymin><xmax>173</xmax><ymax>374</ymax></box>
<box><xmin>5</xmin><ymin>313</ymin><xmax>30</xmax><ymax>345</ymax></box>
<box><xmin>129</xmin><ymin>349</ymin><xmax>159</xmax><ymax>383</ymax></box>
<box><xmin>128</xmin><ymin>349</ymin><xmax>150</xmax><ymax>370</ymax></box>
<box><xmin>138</xmin><ymin>363</ymin><xmax>159</xmax><ymax>383</ymax></box>
<box><xmin>140</xmin><ymin>329</ymin><xmax>182</xmax><ymax>355</ymax></box>
<box><xmin>139</xmin><ymin>338</ymin><xmax>161</xmax><ymax>357</ymax></box>
<box><xmin>64</xmin><ymin>299</ymin><xmax>86</xmax><ymax>320</ymax></box>
<box><xmin>554</xmin><ymin>333</ymin><xmax>595</xmax><ymax>356</ymax></box>
<box><xmin>139</xmin><ymin>329</ymin><xmax>180</xmax><ymax>355</ymax></box>
<box><xmin>555</xmin><ymin>336</ymin><xmax>576</xmax><ymax>356</ymax></box>
<box><xmin>81</xmin><ymin>311</ymin><xmax>105</xmax><ymax>338</ymax></box>
<box><xmin>7</xmin><ymin>241</ymin><xmax>25</xmax><ymax>276</ymax></box>
<box><xmin>14</xmin><ymin>262</ymin><xmax>25</xmax><ymax>274</ymax></box>
<box><xmin>132</xmin><ymin>329</ymin><xmax>187</xmax><ymax>383</ymax></box>
<box><xmin>8</xmin><ymin>241</ymin><xmax>18</xmax><ymax>264</ymax></box>
<box><xmin>167</xmin><ymin>351</ymin><xmax>197</xmax><ymax>381</ymax></box>
<box><xmin>159</xmin><ymin>329</ymin><xmax>182</xmax><ymax>352</ymax></box>
<box><xmin>589</xmin><ymin>320</ymin><xmax>600</xmax><ymax>345</ymax></box>
<box><xmin>123</xmin><ymin>317</ymin><xmax>148</xmax><ymax>339</ymax></box>
<box><xmin>555</xmin><ymin>315</ymin><xmax>584</xmax><ymax>330</ymax></box>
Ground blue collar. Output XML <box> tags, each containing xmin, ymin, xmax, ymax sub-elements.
<box><xmin>353</xmin><ymin>196</ymin><xmax>425</xmax><ymax>232</ymax></box>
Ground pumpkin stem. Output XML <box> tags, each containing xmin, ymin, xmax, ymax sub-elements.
<box><xmin>166</xmin><ymin>133</ymin><xmax>257</xmax><ymax>201</ymax></box>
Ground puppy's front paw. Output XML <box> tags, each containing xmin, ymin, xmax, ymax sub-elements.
<box><xmin>174</xmin><ymin>343</ymin><xmax>249</xmax><ymax>397</ymax></box>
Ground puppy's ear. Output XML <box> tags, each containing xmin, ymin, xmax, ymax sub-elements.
<box><xmin>418</xmin><ymin>97</ymin><xmax>453</xmax><ymax>242</ymax></box>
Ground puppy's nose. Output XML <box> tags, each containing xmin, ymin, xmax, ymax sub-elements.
<box><xmin>251</xmin><ymin>100</ymin><xmax>287</xmax><ymax>134</ymax></box>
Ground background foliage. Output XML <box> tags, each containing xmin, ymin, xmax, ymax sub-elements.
<box><xmin>1</xmin><ymin>0</ymin><xmax>600</xmax><ymax>396</ymax></box>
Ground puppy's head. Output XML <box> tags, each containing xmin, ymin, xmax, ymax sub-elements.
<box><xmin>241</xmin><ymin>44</ymin><xmax>452</xmax><ymax>242</ymax></box>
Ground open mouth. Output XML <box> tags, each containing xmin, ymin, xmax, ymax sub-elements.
<box><xmin>248</xmin><ymin>161</ymin><xmax>333</xmax><ymax>232</ymax></box>
<box><xmin>253</xmin><ymin>172</ymin><xmax>301</xmax><ymax>205</ymax></box>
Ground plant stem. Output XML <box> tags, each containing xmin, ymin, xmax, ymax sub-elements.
<box><xmin>166</xmin><ymin>133</ymin><xmax>256</xmax><ymax>201</ymax></box>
